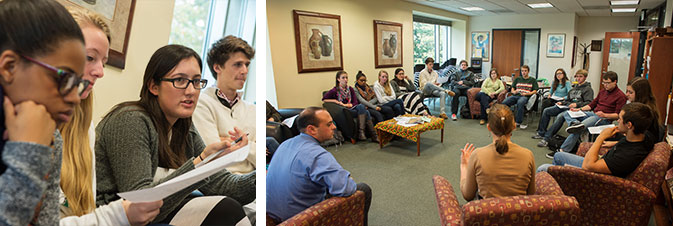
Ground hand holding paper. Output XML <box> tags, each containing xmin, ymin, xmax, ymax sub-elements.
<box><xmin>118</xmin><ymin>145</ymin><xmax>250</xmax><ymax>202</ymax></box>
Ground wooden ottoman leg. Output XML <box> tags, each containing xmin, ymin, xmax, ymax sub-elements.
<box><xmin>377</xmin><ymin>129</ymin><xmax>383</xmax><ymax>149</ymax></box>
<box><xmin>441</xmin><ymin>128</ymin><xmax>444</xmax><ymax>143</ymax></box>
<box><xmin>416</xmin><ymin>133</ymin><xmax>421</xmax><ymax>156</ymax></box>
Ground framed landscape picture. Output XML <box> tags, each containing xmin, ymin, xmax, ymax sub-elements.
<box><xmin>471</xmin><ymin>31</ymin><xmax>489</xmax><ymax>61</ymax></box>
<box><xmin>374</xmin><ymin>20</ymin><xmax>402</xmax><ymax>68</ymax></box>
<box><xmin>546</xmin><ymin>33</ymin><xmax>565</xmax><ymax>58</ymax></box>
<box><xmin>57</xmin><ymin>0</ymin><xmax>136</xmax><ymax>69</ymax></box>
<box><xmin>293</xmin><ymin>10</ymin><xmax>343</xmax><ymax>73</ymax></box>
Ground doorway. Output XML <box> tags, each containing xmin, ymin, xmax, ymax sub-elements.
<box><xmin>601</xmin><ymin>32</ymin><xmax>640</xmax><ymax>90</ymax></box>
<box><xmin>492</xmin><ymin>29</ymin><xmax>540</xmax><ymax>78</ymax></box>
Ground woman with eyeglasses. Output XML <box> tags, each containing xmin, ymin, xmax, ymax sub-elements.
<box><xmin>94</xmin><ymin>45</ymin><xmax>254</xmax><ymax>225</ymax></box>
<box><xmin>353</xmin><ymin>71</ymin><xmax>391</xmax><ymax>124</ymax></box>
<box><xmin>57</xmin><ymin>8</ymin><xmax>163</xmax><ymax>226</ymax></box>
<box><xmin>540</xmin><ymin>68</ymin><xmax>571</xmax><ymax>110</ymax></box>
<box><xmin>0</xmin><ymin>0</ymin><xmax>87</xmax><ymax>224</ymax></box>
<box><xmin>391</xmin><ymin>68</ymin><xmax>430</xmax><ymax>116</ymax></box>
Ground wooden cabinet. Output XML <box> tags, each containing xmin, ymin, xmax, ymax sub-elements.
<box><xmin>645</xmin><ymin>35</ymin><xmax>673</xmax><ymax>124</ymax></box>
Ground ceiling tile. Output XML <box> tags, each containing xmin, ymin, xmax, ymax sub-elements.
<box><xmin>578</xmin><ymin>0</ymin><xmax>609</xmax><ymax>7</ymax></box>
<box><xmin>586</xmin><ymin>9</ymin><xmax>612</xmax><ymax>16</ymax></box>
<box><xmin>533</xmin><ymin>7</ymin><xmax>561</xmax><ymax>13</ymax></box>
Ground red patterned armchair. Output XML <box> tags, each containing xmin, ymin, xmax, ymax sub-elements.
<box><xmin>432</xmin><ymin>175</ymin><xmax>581</xmax><ymax>225</ymax></box>
<box><xmin>467</xmin><ymin>82</ymin><xmax>507</xmax><ymax>119</ymax></box>
<box><xmin>547</xmin><ymin>141</ymin><xmax>671</xmax><ymax>226</ymax></box>
<box><xmin>266</xmin><ymin>191</ymin><xmax>365</xmax><ymax>226</ymax></box>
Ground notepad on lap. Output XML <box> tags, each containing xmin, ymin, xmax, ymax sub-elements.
<box><xmin>567</xmin><ymin>111</ymin><xmax>587</xmax><ymax>118</ymax></box>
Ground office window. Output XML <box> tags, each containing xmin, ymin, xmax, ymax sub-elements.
<box><xmin>413</xmin><ymin>21</ymin><xmax>451</xmax><ymax>65</ymax></box>
<box><xmin>169</xmin><ymin>0</ymin><xmax>256</xmax><ymax>101</ymax></box>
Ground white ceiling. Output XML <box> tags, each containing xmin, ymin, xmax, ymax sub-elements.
<box><xmin>405</xmin><ymin>0</ymin><xmax>665</xmax><ymax>17</ymax></box>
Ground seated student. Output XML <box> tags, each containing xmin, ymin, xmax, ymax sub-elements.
<box><xmin>502</xmin><ymin>65</ymin><xmax>538</xmax><ymax>129</ymax></box>
<box><xmin>540</xmin><ymin>68</ymin><xmax>572</xmax><ymax>110</ymax></box>
<box><xmin>0</xmin><ymin>0</ymin><xmax>87</xmax><ymax>224</ymax></box>
<box><xmin>602</xmin><ymin>77</ymin><xmax>664</xmax><ymax>149</ymax></box>
<box><xmin>266</xmin><ymin>107</ymin><xmax>372</xmax><ymax>225</ymax></box>
<box><xmin>354</xmin><ymin>70</ymin><xmax>392</xmax><ymax>122</ymax></box>
<box><xmin>391</xmin><ymin>68</ymin><xmax>429</xmax><ymax>116</ymax></box>
<box><xmin>448</xmin><ymin>60</ymin><xmax>476</xmax><ymax>121</ymax></box>
<box><xmin>475</xmin><ymin>68</ymin><xmax>505</xmax><ymax>125</ymax></box>
<box><xmin>323</xmin><ymin>71</ymin><xmax>378</xmax><ymax>142</ymax></box>
<box><xmin>546</xmin><ymin>71</ymin><xmax>627</xmax><ymax>157</ymax></box>
<box><xmin>95</xmin><ymin>45</ymin><xmax>255</xmax><ymax>225</ymax></box>
<box><xmin>59</xmin><ymin>8</ymin><xmax>163</xmax><ymax>225</ymax></box>
<box><xmin>193</xmin><ymin>35</ymin><xmax>256</xmax><ymax>175</ymax></box>
<box><xmin>460</xmin><ymin>104</ymin><xmax>535</xmax><ymax>200</ymax></box>
<box><xmin>373</xmin><ymin>70</ymin><xmax>405</xmax><ymax>117</ymax></box>
<box><xmin>537</xmin><ymin>103</ymin><xmax>655</xmax><ymax>178</ymax></box>
<box><xmin>419</xmin><ymin>57</ymin><xmax>455</xmax><ymax>119</ymax></box>
<box><xmin>534</xmin><ymin>69</ymin><xmax>593</xmax><ymax>148</ymax></box>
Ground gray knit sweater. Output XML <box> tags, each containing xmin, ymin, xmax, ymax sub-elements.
<box><xmin>94</xmin><ymin>105</ymin><xmax>256</xmax><ymax>223</ymax></box>
<box><xmin>0</xmin><ymin>131</ymin><xmax>62</xmax><ymax>226</ymax></box>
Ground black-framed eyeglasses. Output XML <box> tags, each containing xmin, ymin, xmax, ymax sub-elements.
<box><xmin>21</xmin><ymin>55</ymin><xmax>89</xmax><ymax>97</ymax></box>
<box><xmin>160</xmin><ymin>77</ymin><xmax>208</xmax><ymax>89</ymax></box>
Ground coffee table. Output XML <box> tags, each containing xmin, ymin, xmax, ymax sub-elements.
<box><xmin>374</xmin><ymin>114</ymin><xmax>444</xmax><ymax>156</ymax></box>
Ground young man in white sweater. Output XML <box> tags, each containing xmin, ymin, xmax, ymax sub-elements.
<box><xmin>193</xmin><ymin>35</ymin><xmax>257</xmax><ymax>223</ymax></box>
<box><xmin>194</xmin><ymin>35</ymin><xmax>256</xmax><ymax>174</ymax></box>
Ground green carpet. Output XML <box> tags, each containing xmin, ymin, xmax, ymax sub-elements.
<box><xmin>326</xmin><ymin>109</ymin><xmax>657</xmax><ymax>225</ymax></box>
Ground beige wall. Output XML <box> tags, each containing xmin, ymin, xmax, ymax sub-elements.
<box><xmin>469</xmin><ymin>13</ymin><xmax>577</xmax><ymax>83</ymax></box>
<box><xmin>575</xmin><ymin>16</ymin><xmax>639</xmax><ymax>93</ymax></box>
<box><xmin>92</xmin><ymin>0</ymin><xmax>175</xmax><ymax>125</ymax></box>
<box><xmin>268</xmin><ymin>0</ymin><xmax>468</xmax><ymax>108</ymax></box>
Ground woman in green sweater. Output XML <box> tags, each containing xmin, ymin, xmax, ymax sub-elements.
<box><xmin>475</xmin><ymin>68</ymin><xmax>505</xmax><ymax>125</ymax></box>
<box><xmin>95</xmin><ymin>45</ymin><xmax>255</xmax><ymax>225</ymax></box>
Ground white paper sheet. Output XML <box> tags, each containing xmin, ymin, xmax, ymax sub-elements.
<box><xmin>588</xmin><ymin>124</ymin><xmax>616</xmax><ymax>135</ymax></box>
<box><xmin>436</xmin><ymin>76</ymin><xmax>449</xmax><ymax>84</ymax></box>
<box><xmin>551</xmin><ymin>95</ymin><xmax>565</xmax><ymax>101</ymax></box>
<box><xmin>567</xmin><ymin>111</ymin><xmax>587</xmax><ymax>118</ymax></box>
<box><xmin>557</xmin><ymin>105</ymin><xmax>569</xmax><ymax>109</ymax></box>
<box><xmin>118</xmin><ymin>145</ymin><xmax>250</xmax><ymax>202</ymax></box>
<box><xmin>282</xmin><ymin>115</ymin><xmax>298</xmax><ymax>128</ymax></box>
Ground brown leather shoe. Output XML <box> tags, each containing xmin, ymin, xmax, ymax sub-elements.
<box><xmin>439</xmin><ymin>113</ymin><xmax>448</xmax><ymax>119</ymax></box>
<box><xmin>446</xmin><ymin>90</ymin><xmax>456</xmax><ymax>97</ymax></box>
<box><xmin>479</xmin><ymin>119</ymin><xmax>486</xmax><ymax>125</ymax></box>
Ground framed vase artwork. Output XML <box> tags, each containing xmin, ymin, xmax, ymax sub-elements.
<box><xmin>471</xmin><ymin>31</ymin><xmax>489</xmax><ymax>62</ymax></box>
<box><xmin>546</xmin><ymin>33</ymin><xmax>565</xmax><ymax>58</ymax></box>
<box><xmin>57</xmin><ymin>0</ymin><xmax>136</xmax><ymax>69</ymax></box>
<box><xmin>293</xmin><ymin>10</ymin><xmax>343</xmax><ymax>73</ymax></box>
<box><xmin>374</xmin><ymin>20</ymin><xmax>402</xmax><ymax>68</ymax></box>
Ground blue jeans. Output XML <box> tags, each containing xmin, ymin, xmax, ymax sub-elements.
<box><xmin>266</xmin><ymin>137</ymin><xmax>280</xmax><ymax>163</ymax></box>
<box><xmin>422</xmin><ymin>83</ymin><xmax>447</xmax><ymax>114</ymax></box>
<box><xmin>348</xmin><ymin>104</ymin><xmax>371</xmax><ymax>120</ymax></box>
<box><xmin>475</xmin><ymin>92</ymin><xmax>494</xmax><ymax>120</ymax></box>
<box><xmin>382</xmin><ymin>99</ymin><xmax>405</xmax><ymax>116</ymax></box>
<box><xmin>536</xmin><ymin>152</ymin><xmax>585</xmax><ymax>172</ymax></box>
<box><xmin>559</xmin><ymin>111</ymin><xmax>609</xmax><ymax>152</ymax></box>
<box><xmin>502</xmin><ymin>95</ymin><xmax>529</xmax><ymax>124</ymax></box>
<box><xmin>536</xmin><ymin>106</ymin><xmax>565</xmax><ymax>136</ymax></box>
<box><xmin>451</xmin><ymin>87</ymin><xmax>470</xmax><ymax>114</ymax></box>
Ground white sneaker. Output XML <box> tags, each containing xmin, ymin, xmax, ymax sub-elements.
<box><xmin>519</xmin><ymin>123</ymin><xmax>528</xmax><ymax>129</ymax></box>
<box><xmin>451</xmin><ymin>114</ymin><xmax>457</xmax><ymax>120</ymax></box>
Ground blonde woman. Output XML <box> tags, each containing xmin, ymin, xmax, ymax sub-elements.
<box><xmin>373</xmin><ymin>70</ymin><xmax>404</xmax><ymax>116</ymax></box>
<box><xmin>58</xmin><ymin>9</ymin><xmax>162</xmax><ymax>225</ymax></box>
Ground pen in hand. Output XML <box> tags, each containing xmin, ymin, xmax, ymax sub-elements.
<box><xmin>196</xmin><ymin>133</ymin><xmax>248</xmax><ymax>168</ymax></box>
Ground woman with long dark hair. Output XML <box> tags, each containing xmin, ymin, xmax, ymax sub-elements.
<box><xmin>353</xmin><ymin>71</ymin><xmax>392</xmax><ymax>123</ymax></box>
<box><xmin>459</xmin><ymin>104</ymin><xmax>535</xmax><ymax>200</ymax></box>
<box><xmin>391</xmin><ymin>68</ymin><xmax>430</xmax><ymax>116</ymax></box>
<box><xmin>95</xmin><ymin>45</ymin><xmax>255</xmax><ymax>225</ymax></box>
<box><xmin>541</xmin><ymin>68</ymin><xmax>571</xmax><ymax>110</ymax></box>
<box><xmin>323</xmin><ymin>71</ymin><xmax>378</xmax><ymax>142</ymax></box>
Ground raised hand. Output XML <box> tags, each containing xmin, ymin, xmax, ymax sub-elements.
<box><xmin>460</xmin><ymin>143</ymin><xmax>475</xmax><ymax>165</ymax></box>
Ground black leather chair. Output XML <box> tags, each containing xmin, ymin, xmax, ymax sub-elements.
<box><xmin>266</xmin><ymin>108</ymin><xmax>303</xmax><ymax>144</ymax></box>
<box><xmin>322</xmin><ymin>91</ymin><xmax>357</xmax><ymax>143</ymax></box>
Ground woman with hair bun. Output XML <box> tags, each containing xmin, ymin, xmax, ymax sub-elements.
<box><xmin>459</xmin><ymin>104</ymin><xmax>535</xmax><ymax>200</ymax></box>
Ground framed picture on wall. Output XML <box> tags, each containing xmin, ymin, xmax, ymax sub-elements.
<box><xmin>57</xmin><ymin>0</ymin><xmax>136</xmax><ymax>69</ymax></box>
<box><xmin>374</xmin><ymin>20</ymin><xmax>402</xmax><ymax>68</ymax></box>
<box><xmin>546</xmin><ymin>33</ymin><xmax>565</xmax><ymax>58</ymax></box>
<box><xmin>471</xmin><ymin>31</ymin><xmax>489</xmax><ymax>62</ymax></box>
<box><xmin>572</xmin><ymin>36</ymin><xmax>578</xmax><ymax>67</ymax></box>
<box><xmin>292</xmin><ymin>10</ymin><xmax>343</xmax><ymax>73</ymax></box>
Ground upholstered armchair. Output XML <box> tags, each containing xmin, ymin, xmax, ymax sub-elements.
<box><xmin>466</xmin><ymin>81</ymin><xmax>507</xmax><ymax>119</ymax></box>
<box><xmin>547</xmin><ymin>141</ymin><xmax>671</xmax><ymax>225</ymax></box>
<box><xmin>432</xmin><ymin>175</ymin><xmax>581</xmax><ymax>226</ymax></box>
<box><xmin>266</xmin><ymin>191</ymin><xmax>365</xmax><ymax>226</ymax></box>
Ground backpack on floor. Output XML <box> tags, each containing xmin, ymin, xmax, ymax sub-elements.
<box><xmin>320</xmin><ymin>129</ymin><xmax>344</xmax><ymax>147</ymax></box>
<box><xmin>547</xmin><ymin>134</ymin><xmax>579</xmax><ymax>153</ymax></box>
<box><xmin>460</xmin><ymin>105</ymin><xmax>472</xmax><ymax>119</ymax></box>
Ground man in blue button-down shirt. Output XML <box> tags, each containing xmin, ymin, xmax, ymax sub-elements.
<box><xmin>266</xmin><ymin>107</ymin><xmax>372</xmax><ymax>225</ymax></box>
